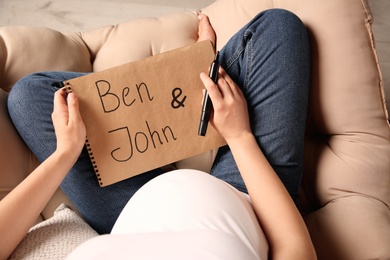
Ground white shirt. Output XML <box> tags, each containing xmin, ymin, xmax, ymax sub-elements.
<box><xmin>67</xmin><ymin>170</ymin><xmax>268</xmax><ymax>259</ymax></box>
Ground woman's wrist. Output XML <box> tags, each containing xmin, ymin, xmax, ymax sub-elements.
<box><xmin>53</xmin><ymin>147</ymin><xmax>80</xmax><ymax>168</ymax></box>
<box><xmin>226</xmin><ymin>131</ymin><xmax>256</xmax><ymax>150</ymax></box>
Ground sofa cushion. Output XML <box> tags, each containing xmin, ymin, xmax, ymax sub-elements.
<box><xmin>304</xmin><ymin>196</ymin><xmax>390</xmax><ymax>259</ymax></box>
<box><xmin>0</xmin><ymin>26</ymin><xmax>92</xmax><ymax>92</ymax></box>
<box><xmin>81</xmin><ymin>11</ymin><xmax>201</xmax><ymax>72</ymax></box>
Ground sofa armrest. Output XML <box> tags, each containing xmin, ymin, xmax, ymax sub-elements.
<box><xmin>0</xmin><ymin>26</ymin><xmax>92</xmax><ymax>92</ymax></box>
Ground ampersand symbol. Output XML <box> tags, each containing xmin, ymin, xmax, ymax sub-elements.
<box><xmin>171</xmin><ymin>87</ymin><xmax>187</xmax><ymax>109</ymax></box>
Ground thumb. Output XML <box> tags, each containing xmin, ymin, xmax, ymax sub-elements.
<box><xmin>66</xmin><ymin>93</ymin><xmax>81</xmax><ymax>123</ymax></box>
<box><xmin>200</xmin><ymin>72</ymin><xmax>222</xmax><ymax>104</ymax></box>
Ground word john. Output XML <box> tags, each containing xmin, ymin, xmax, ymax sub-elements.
<box><xmin>108</xmin><ymin>120</ymin><xmax>177</xmax><ymax>162</ymax></box>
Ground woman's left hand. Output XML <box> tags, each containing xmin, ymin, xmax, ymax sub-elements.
<box><xmin>199</xmin><ymin>67</ymin><xmax>252</xmax><ymax>143</ymax></box>
<box><xmin>52</xmin><ymin>89</ymin><xmax>86</xmax><ymax>159</ymax></box>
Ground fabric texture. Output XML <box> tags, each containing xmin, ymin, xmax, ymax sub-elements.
<box><xmin>9</xmin><ymin>204</ymin><xmax>98</xmax><ymax>260</ymax></box>
<box><xmin>0</xmin><ymin>0</ymin><xmax>389</xmax><ymax>259</ymax></box>
<box><xmin>67</xmin><ymin>170</ymin><xmax>268</xmax><ymax>260</ymax></box>
<box><xmin>67</xmin><ymin>231</ymin><xmax>260</xmax><ymax>260</ymax></box>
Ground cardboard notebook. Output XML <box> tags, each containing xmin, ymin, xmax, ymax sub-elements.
<box><xmin>64</xmin><ymin>40</ymin><xmax>226</xmax><ymax>187</ymax></box>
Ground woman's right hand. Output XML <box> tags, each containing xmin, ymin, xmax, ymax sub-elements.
<box><xmin>51</xmin><ymin>89</ymin><xmax>86</xmax><ymax>160</ymax></box>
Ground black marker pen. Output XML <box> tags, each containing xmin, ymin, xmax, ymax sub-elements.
<box><xmin>198</xmin><ymin>51</ymin><xmax>219</xmax><ymax>136</ymax></box>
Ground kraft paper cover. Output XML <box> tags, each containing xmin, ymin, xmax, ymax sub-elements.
<box><xmin>64</xmin><ymin>40</ymin><xmax>226</xmax><ymax>187</ymax></box>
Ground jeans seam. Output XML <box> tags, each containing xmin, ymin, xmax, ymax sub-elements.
<box><xmin>223</xmin><ymin>30</ymin><xmax>253</xmax><ymax>92</ymax></box>
<box><xmin>244</xmin><ymin>37</ymin><xmax>252</xmax><ymax>91</ymax></box>
<box><xmin>224</xmin><ymin>45</ymin><xmax>244</xmax><ymax>76</ymax></box>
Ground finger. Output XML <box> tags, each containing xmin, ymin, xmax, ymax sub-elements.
<box><xmin>217</xmin><ymin>74</ymin><xmax>234</xmax><ymax>99</ymax></box>
<box><xmin>214</xmin><ymin>67</ymin><xmax>236</xmax><ymax>100</ymax></box>
<box><xmin>200</xmin><ymin>72</ymin><xmax>221</xmax><ymax>95</ymax></box>
<box><xmin>200</xmin><ymin>73</ymin><xmax>223</xmax><ymax>108</ymax></box>
<box><xmin>52</xmin><ymin>89</ymin><xmax>70</xmax><ymax>126</ymax></box>
<box><xmin>66</xmin><ymin>93</ymin><xmax>82</xmax><ymax>124</ymax></box>
<box><xmin>53</xmin><ymin>89</ymin><xmax>68</xmax><ymax>114</ymax></box>
<box><xmin>218</xmin><ymin>67</ymin><xmax>240</xmax><ymax>97</ymax></box>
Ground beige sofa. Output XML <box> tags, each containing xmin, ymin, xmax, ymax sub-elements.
<box><xmin>1</xmin><ymin>0</ymin><xmax>389</xmax><ymax>259</ymax></box>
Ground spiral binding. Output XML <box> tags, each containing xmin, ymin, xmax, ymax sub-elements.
<box><xmin>86</xmin><ymin>141</ymin><xmax>103</xmax><ymax>186</ymax></box>
<box><xmin>64</xmin><ymin>82</ymin><xmax>103</xmax><ymax>186</ymax></box>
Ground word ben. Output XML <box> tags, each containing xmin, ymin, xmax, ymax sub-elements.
<box><xmin>95</xmin><ymin>80</ymin><xmax>154</xmax><ymax>113</ymax></box>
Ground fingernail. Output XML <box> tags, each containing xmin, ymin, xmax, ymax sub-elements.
<box><xmin>67</xmin><ymin>93</ymin><xmax>76</xmax><ymax>100</ymax></box>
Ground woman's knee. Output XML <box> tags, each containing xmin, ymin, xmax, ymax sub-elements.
<box><xmin>8</xmin><ymin>74</ymin><xmax>37</xmax><ymax>104</ymax></box>
<box><xmin>256</xmin><ymin>9</ymin><xmax>306</xmax><ymax>34</ymax></box>
<box><xmin>8</xmin><ymin>70</ymin><xmax>85</xmax><ymax>105</ymax></box>
<box><xmin>248</xmin><ymin>9</ymin><xmax>309</xmax><ymax>51</ymax></box>
<box><xmin>7</xmin><ymin>72</ymin><xmax>56</xmax><ymax>116</ymax></box>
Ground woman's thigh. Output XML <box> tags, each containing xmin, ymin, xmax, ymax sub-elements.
<box><xmin>211</xmin><ymin>9</ymin><xmax>311</xmax><ymax>203</ymax></box>
<box><xmin>7</xmin><ymin>71</ymin><xmax>164</xmax><ymax>234</ymax></box>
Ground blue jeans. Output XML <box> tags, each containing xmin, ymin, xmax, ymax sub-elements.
<box><xmin>8</xmin><ymin>9</ymin><xmax>310</xmax><ymax>234</ymax></box>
